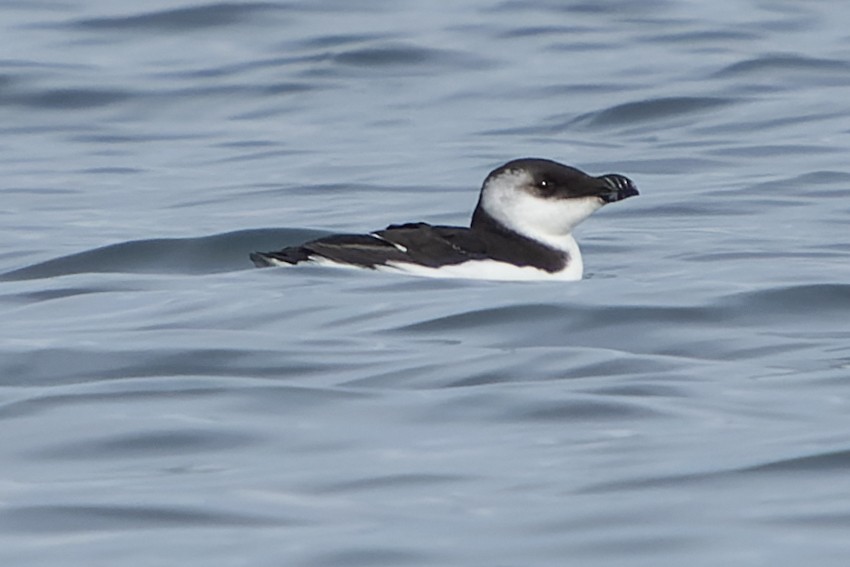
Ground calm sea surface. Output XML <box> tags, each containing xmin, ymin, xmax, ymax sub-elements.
<box><xmin>3</xmin><ymin>1</ymin><xmax>850</xmax><ymax>565</ymax></box>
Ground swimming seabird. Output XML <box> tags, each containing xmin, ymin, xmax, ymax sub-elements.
<box><xmin>250</xmin><ymin>158</ymin><xmax>638</xmax><ymax>281</ymax></box>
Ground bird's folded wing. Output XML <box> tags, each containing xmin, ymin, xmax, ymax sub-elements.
<box><xmin>302</xmin><ymin>223</ymin><xmax>485</xmax><ymax>268</ymax></box>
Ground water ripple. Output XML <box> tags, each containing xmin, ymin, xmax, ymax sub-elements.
<box><xmin>715</xmin><ymin>53</ymin><xmax>850</xmax><ymax>78</ymax></box>
<box><xmin>0</xmin><ymin>87</ymin><xmax>133</xmax><ymax>109</ymax></box>
<box><xmin>32</xmin><ymin>428</ymin><xmax>257</xmax><ymax>460</ymax></box>
<box><xmin>1</xmin><ymin>503</ymin><xmax>285</xmax><ymax>533</ymax></box>
<box><xmin>0</xmin><ymin>229</ymin><xmax>325</xmax><ymax>280</ymax></box>
<box><xmin>570</xmin><ymin>96</ymin><xmax>737</xmax><ymax>129</ymax></box>
<box><xmin>69</xmin><ymin>2</ymin><xmax>284</xmax><ymax>32</ymax></box>
<box><xmin>744</xmin><ymin>449</ymin><xmax>850</xmax><ymax>474</ymax></box>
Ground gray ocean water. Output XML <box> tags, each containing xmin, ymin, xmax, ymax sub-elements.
<box><xmin>3</xmin><ymin>1</ymin><xmax>850</xmax><ymax>565</ymax></box>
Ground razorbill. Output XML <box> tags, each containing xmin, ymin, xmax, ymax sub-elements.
<box><xmin>250</xmin><ymin>158</ymin><xmax>638</xmax><ymax>281</ymax></box>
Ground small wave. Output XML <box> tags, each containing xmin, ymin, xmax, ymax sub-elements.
<box><xmin>69</xmin><ymin>2</ymin><xmax>283</xmax><ymax>32</ymax></box>
<box><xmin>723</xmin><ymin>284</ymin><xmax>850</xmax><ymax>318</ymax></box>
<box><xmin>330</xmin><ymin>43</ymin><xmax>492</xmax><ymax>73</ymax></box>
<box><xmin>1</xmin><ymin>228</ymin><xmax>326</xmax><ymax>281</ymax></box>
<box><xmin>715</xmin><ymin>53</ymin><xmax>850</xmax><ymax>78</ymax></box>
<box><xmin>743</xmin><ymin>449</ymin><xmax>850</xmax><ymax>474</ymax></box>
<box><xmin>490</xmin><ymin>0</ymin><xmax>670</xmax><ymax>16</ymax></box>
<box><xmin>570</xmin><ymin>96</ymin><xmax>736</xmax><ymax>129</ymax></box>
<box><xmin>32</xmin><ymin>428</ymin><xmax>257</xmax><ymax>460</ymax></box>
<box><xmin>0</xmin><ymin>87</ymin><xmax>132</xmax><ymax>110</ymax></box>
<box><xmin>515</xmin><ymin>397</ymin><xmax>662</xmax><ymax>422</ymax></box>
<box><xmin>1</xmin><ymin>503</ymin><xmax>284</xmax><ymax>533</ymax></box>
<box><xmin>299</xmin><ymin>32</ymin><xmax>395</xmax><ymax>49</ymax></box>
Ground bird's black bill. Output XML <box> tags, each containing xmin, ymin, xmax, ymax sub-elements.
<box><xmin>597</xmin><ymin>174</ymin><xmax>639</xmax><ymax>203</ymax></box>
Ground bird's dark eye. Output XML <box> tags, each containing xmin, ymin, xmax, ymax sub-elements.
<box><xmin>536</xmin><ymin>178</ymin><xmax>554</xmax><ymax>194</ymax></box>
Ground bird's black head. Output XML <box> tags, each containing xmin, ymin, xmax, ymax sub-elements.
<box><xmin>491</xmin><ymin>158</ymin><xmax>639</xmax><ymax>203</ymax></box>
<box><xmin>473</xmin><ymin>158</ymin><xmax>638</xmax><ymax>240</ymax></box>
